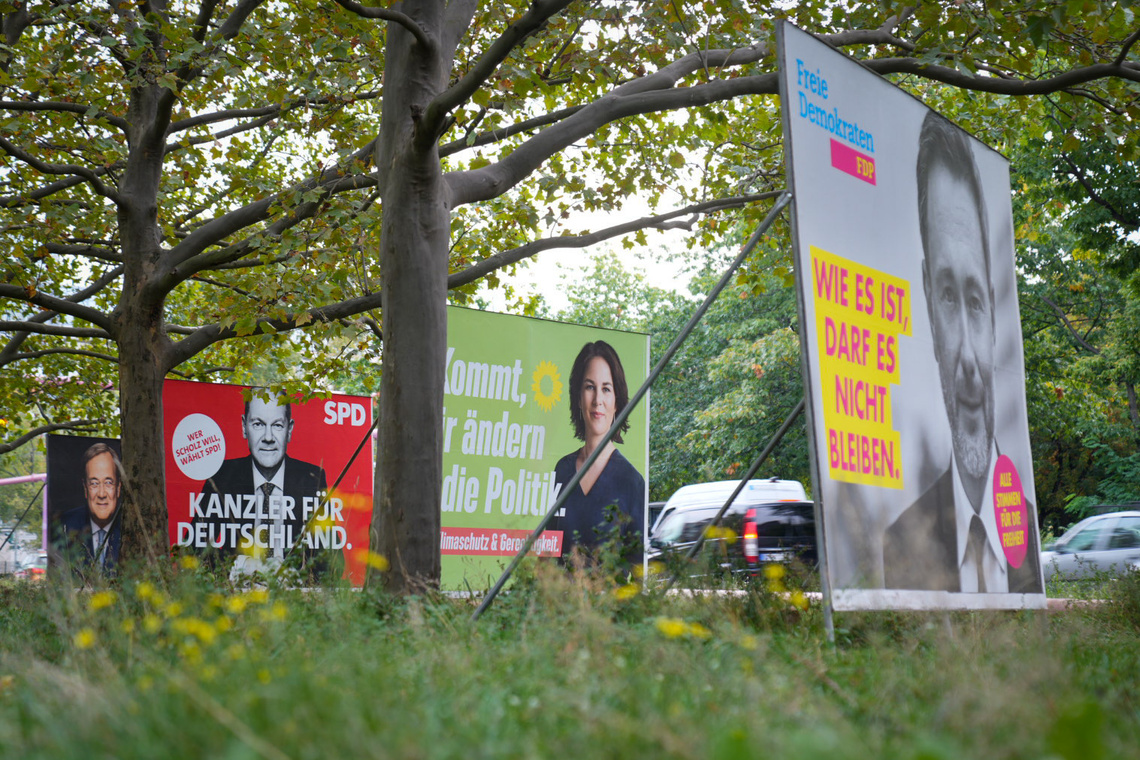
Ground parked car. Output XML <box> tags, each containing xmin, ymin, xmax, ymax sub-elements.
<box><xmin>1041</xmin><ymin>510</ymin><xmax>1140</xmax><ymax>581</ymax></box>
<box><xmin>15</xmin><ymin>552</ymin><xmax>47</xmax><ymax>581</ymax></box>
<box><xmin>646</xmin><ymin>479</ymin><xmax>815</xmax><ymax>579</ymax></box>
<box><xmin>649</xmin><ymin>477</ymin><xmax>808</xmax><ymax>537</ymax></box>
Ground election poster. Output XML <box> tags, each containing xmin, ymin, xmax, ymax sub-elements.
<box><xmin>442</xmin><ymin>306</ymin><xmax>650</xmax><ymax>590</ymax></box>
<box><xmin>46</xmin><ymin>434</ymin><xmax>124</xmax><ymax>579</ymax></box>
<box><xmin>778</xmin><ymin>22</ymin><xmax>1045</xmax><ymax>610</ymax></box>
<box><xmin>163</xmin><ymin>379</ymin><xmax>374</xmax><ymax>585</ymax></box>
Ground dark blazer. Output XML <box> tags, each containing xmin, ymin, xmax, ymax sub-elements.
<box><xmin>552</xmin><ymin>448</ymin><xmax>645</xmax><ymax>563</ymax></box>
<box><xmin>197</xmin><ymin>455</ymin><xmax>328</xmax><ymax>560</ymax></box>
<box><xmin>55</xmin><ymin>505</ymin><xmax>121</xmax><ymax>576</ymax></box>
<box><xmin>883</xmin><ymin>465</ymin><xmax>1043</xmax><ymax>593</ymax></box>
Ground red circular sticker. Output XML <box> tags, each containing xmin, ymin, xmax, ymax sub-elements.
<box><xmin>992</xmin><ymin>455</ymin><xmax>1029</xmax><ymax>569</ymax></box>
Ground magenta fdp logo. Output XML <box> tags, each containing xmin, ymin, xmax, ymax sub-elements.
<box><xmin>993</xmin><ymin>455</ymin><xmax>1029</xmax><ymax>568</ymax></box>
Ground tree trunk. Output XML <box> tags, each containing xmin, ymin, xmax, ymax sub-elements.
<box><xmin>116</xmin><ymin>307</ymin><xmax>170</xmax><ymax>565</ymax></box>
<box><xmin>371</xmin><ymin>4</ymin><xmax>450</xmax><ymax>592</ymax></box>
<box><xmin>116</xmin><ymin>81</ymin><xmax>173</xmax><ymax>567</ymax></box>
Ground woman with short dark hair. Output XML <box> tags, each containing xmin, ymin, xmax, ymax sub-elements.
<box><xmin>553</xmin><ymin>340</ymin><xmax>645</xmax><ymax>563</ymax></box>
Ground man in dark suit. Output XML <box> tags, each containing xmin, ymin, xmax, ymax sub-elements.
<box><xmin>196</xmin><ymin>392</ymin><xmax>328</xmax><ymax>576</ymax></box>
<box><xmin>56</xmin><ymin>442</ymin><xmax>123</xmax><ymax>578</ymax></box>
<box><xmin>883</xmin><ymin>112</ymin><xmax>1042</xmax><ymax>594</ymax></box>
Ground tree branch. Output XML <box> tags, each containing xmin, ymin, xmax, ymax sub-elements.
<box><xmin>426</xmin><ymin>0</ymin><xmax>576</xmax><ymax>135</ymax></box>
<box><xmin>0</xmin><ymin>284</ymin><xmax>116</xmax><ymax>333</ymax></box>
<box><xmin>1114</xmin><ymin>28</ymin><xmax>1140</xmax><ymax>67</ymax></box>
<box><xmin>0</xmin><ymin>265</ymin><xmax>123</xmax><ymax>366</ymax></box>
<box><xmin>0</xmin><ymin>99</ymin><xmax>130</xmax><ymax>131</ymax></box>
<box><xmin>0</xmin><ymin>175</ymin><xmax>87</xmax><ymax>209</ymax></box>
<box><xmin>439</xmin><ymin>104</ymin><xmax>585</xmax><ymax>157</ymax></box>
<box><xmin>1040</xmin><ymin>294</ymin><xmax>1101</xmax><ymax>355</ymax></box>
<box><xmin>166</xmin><ymin>290</ymin><xmax>385</xmax><ymax>367</ymax></box>
<box><xmin>166</xmin><ymin>139</ymin><xmax>377</xmax><ymax>277</ymax></box>
<box><xmin>332</xmin><ymin>0</ymin><xmax>434</xmax><ymax>52</ymax></box>
<box><xmin>447</xmin><ymin>38</ymin><xmax>1140</xmax><ymax>207</ymax></box>
<box><xmin>45</xmin><ymin>242</ymin><xmax>122</xmax><ymax>263</ymax></box>
<box><xmin>167</xmin><ymin>89</ymin><xmax>381</xmax><ymax>135</ymax></box>
<box><xmin>0</xmin><ymin>420</ymin><xmax>106</xmax><ymax>455</ymax></box>
<box><xmin>0</xmin><ymin>137</ymin><xmax>119</xmax><ymax>203</ymax></box>
<box><xmin>447</xmin><ymin>191</ymin><xmax>781</xmax><ymax>288</ymax></box>
<box><xmin>1060</xmin><ymin>152</ymin><xmax>1139</xmax><ymax>229</ymax></box>
<box><xmin>447</xmin><ymin>58</ymin><xmax>778</xmax><ymax>206</ymax></box>
<box><xmin>0</xmin><ymin>321</ymin><xmax>112</xmax><ymax>339</ymax></box>
<box><xmin>863</xmin><ymin>58</ymin><xmax>1140</xmax><ymax>96</ymax></box>
<box><xmin>6</xmin><ymin>347</ymin><xmax>119</xmax><ymax>364</ymax></box>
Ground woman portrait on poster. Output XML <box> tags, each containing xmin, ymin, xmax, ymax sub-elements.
<box><xmin>553</xmin><ymin>340</ymin><xmax>646</xmax><ymax>562</ymax></box>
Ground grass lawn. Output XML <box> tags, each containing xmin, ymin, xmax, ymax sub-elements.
<box><xmin>1</xmin><ymin>559</ymin><xmax>1137</xmax><ymax>759</ymax></box>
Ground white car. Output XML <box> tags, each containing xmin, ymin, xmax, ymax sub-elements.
<box><xmin>1041</xmin><ymin>510</ymin><xmax>1140</xmax><ymax>581</ymax></box>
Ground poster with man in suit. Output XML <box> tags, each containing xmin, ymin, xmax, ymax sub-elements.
<box><xmin>164</xmin><ymin>380</ymin><xmax>374</xmax><ymax>585</ymax></box>
<box><xmin>47</xmin><ymin>436</ymin><xmax>124</xmax><ymax>581</ymax></box>
<box><xmin>778</xmin><ymin>22</ymin><xmax>1046</xmax><ymax>610</ymax></box>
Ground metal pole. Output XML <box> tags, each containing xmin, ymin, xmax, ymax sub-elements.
<box><xmin>471</xmin><ymin>191</ymin><xmax>793</xmax><ymax>622</ymax></box>
<box><xmin>0</xmin><ymin>481</ymin><xmax>46</xmax><ymax>555</ymax></box>
<box><xmin>663</xmin><ymin>397</ymin><xmax>804</xmax><ymax>592</ymax></box>
<box><xmin>277</xmin><ymin>405</ymin><xmax>380</xmax><ymax>573</ymax></box>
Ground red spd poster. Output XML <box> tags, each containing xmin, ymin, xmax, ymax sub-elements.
<box><xmin>163</xmin><ymin>379</ymin><xmax>373</xmax><ymax>585</ymax></box>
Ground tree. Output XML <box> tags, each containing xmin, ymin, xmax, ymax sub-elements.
<box><xmin>1012</xmin><ymin>130</ymin><xmax>1140</xmax><ymax>526</ymax></box>
<box><xmin>3</xmin><ymin>1</ymin><xmax>1140</xmax><ymax>589</ymax></box>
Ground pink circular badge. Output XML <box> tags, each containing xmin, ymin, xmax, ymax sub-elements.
<box><xmin>992</xmin><ymin>455</ymin><xmax>1029</xmax><ymax>569</ymax></box>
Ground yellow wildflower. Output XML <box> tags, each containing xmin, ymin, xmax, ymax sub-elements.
<box><xmin>739</xmin><ymin>634</ymin><xmax>759</xmax><ymax>651</ymax></box>
<box><xmin>163</xmin><ymin>601</ymin><xmax>184</xmax><ymax>619</ymax></box>
<box><xmin>225</xmin><ymin>596</ymin><xmax>248</xmax><ymax>614</ymax></box>
<box><xmin>341</xmin><ymin>493</ymin><xmax>372</xmax><ymax>512</ymax></box>
<box><xmin>121</xmin><ymin>619</ymin><xmax>136</xmax><ymax>634</ymax></box>
<box><xmin>309</xmin><ymin>510</ymin><xmax>336</xmax><ymax>532</ymax></box>
<box><xmin>706</xmin><ymin>525</ymin><xmax>738</xmax><ymax>544</ymax></box>
<box><xmin>789</xmin><ymin>590</ymin><xmax>809</xmax><ymax>610</ymax></box>
<box><xmin>87</xmin><ymin>590</ymin><xmax>117</xmax><ymax>612</ymax></box>
<box><xmin>357</xmin><ymin>550</ymin><xmax>389</xmax><ymax>571</ymax></box>
<box><xmin>179</xmin><ymin>555</ymin><xmax>200</xmax><ymax>570</ymax></box>
<box><xmin>762</xmin><ymin>563</ymin><xmax>785</xmax><ymax>580</ymax></box>
<box><xmin>686</xmin><ymin>621</ymin><xmax>712</xmax><ymax>639</ymax></box>
<box><xmin>245</xmin><ymin>589</ymin><xmax>269</xmax><ymax>605</ymax></box>
<box><xmin>143</xmin><ymin>614</ymin><xmax>162</xmax><ymax>634</ymax></box>
<box><xmin>258</xmin><ymin>669</ymin><xmax>271</xmax><ymax>684</ymax></box>
<box><xmin>613</xmin><ymin>583</ymin><xmax>640</xmax><ymax>601</ymax></box>
<box><xmin>655</xmin><ymin>617</ymin><xmax>688</xmax><ymax>638</ymax></box>
<box><xmin>135</xmin><ymin>581</ymin><xmax>156</xmax><ymax>600</ymax></box>
<box><xmin>175</xmin><ymin>617</ymin><xmax>217</xmax><ymax>646</ymax></box>
<box><xmin>74</xmin><ymin>628</ymin><xmax>96</xmax><ymax>649</ymax></box>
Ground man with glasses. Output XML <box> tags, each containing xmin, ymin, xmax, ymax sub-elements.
<box><xmin>56</xmin><ymin>442</ymin><xmax>123</xmax><ymax>577</ymax></box>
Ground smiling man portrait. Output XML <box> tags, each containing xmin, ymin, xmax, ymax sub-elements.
<box><xmin>197</xmin><ymin>391</ymin><xmax>328</xmax><ymax>572</ymax></box>
<box><xmin>882</xmin><ymin>112</ymin><xmax>1042</xmax><ymax>594</ymax></box>
<box><xmin>55</xmin><ymin>442</ymin><xmax>124</xmax><ymax>577</ymax></box>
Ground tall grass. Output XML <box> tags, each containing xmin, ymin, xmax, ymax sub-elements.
<box><xmin>1</xmin><ymin>559</ymin><xmax>1138</xmax><ymax>759</ymax></box>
